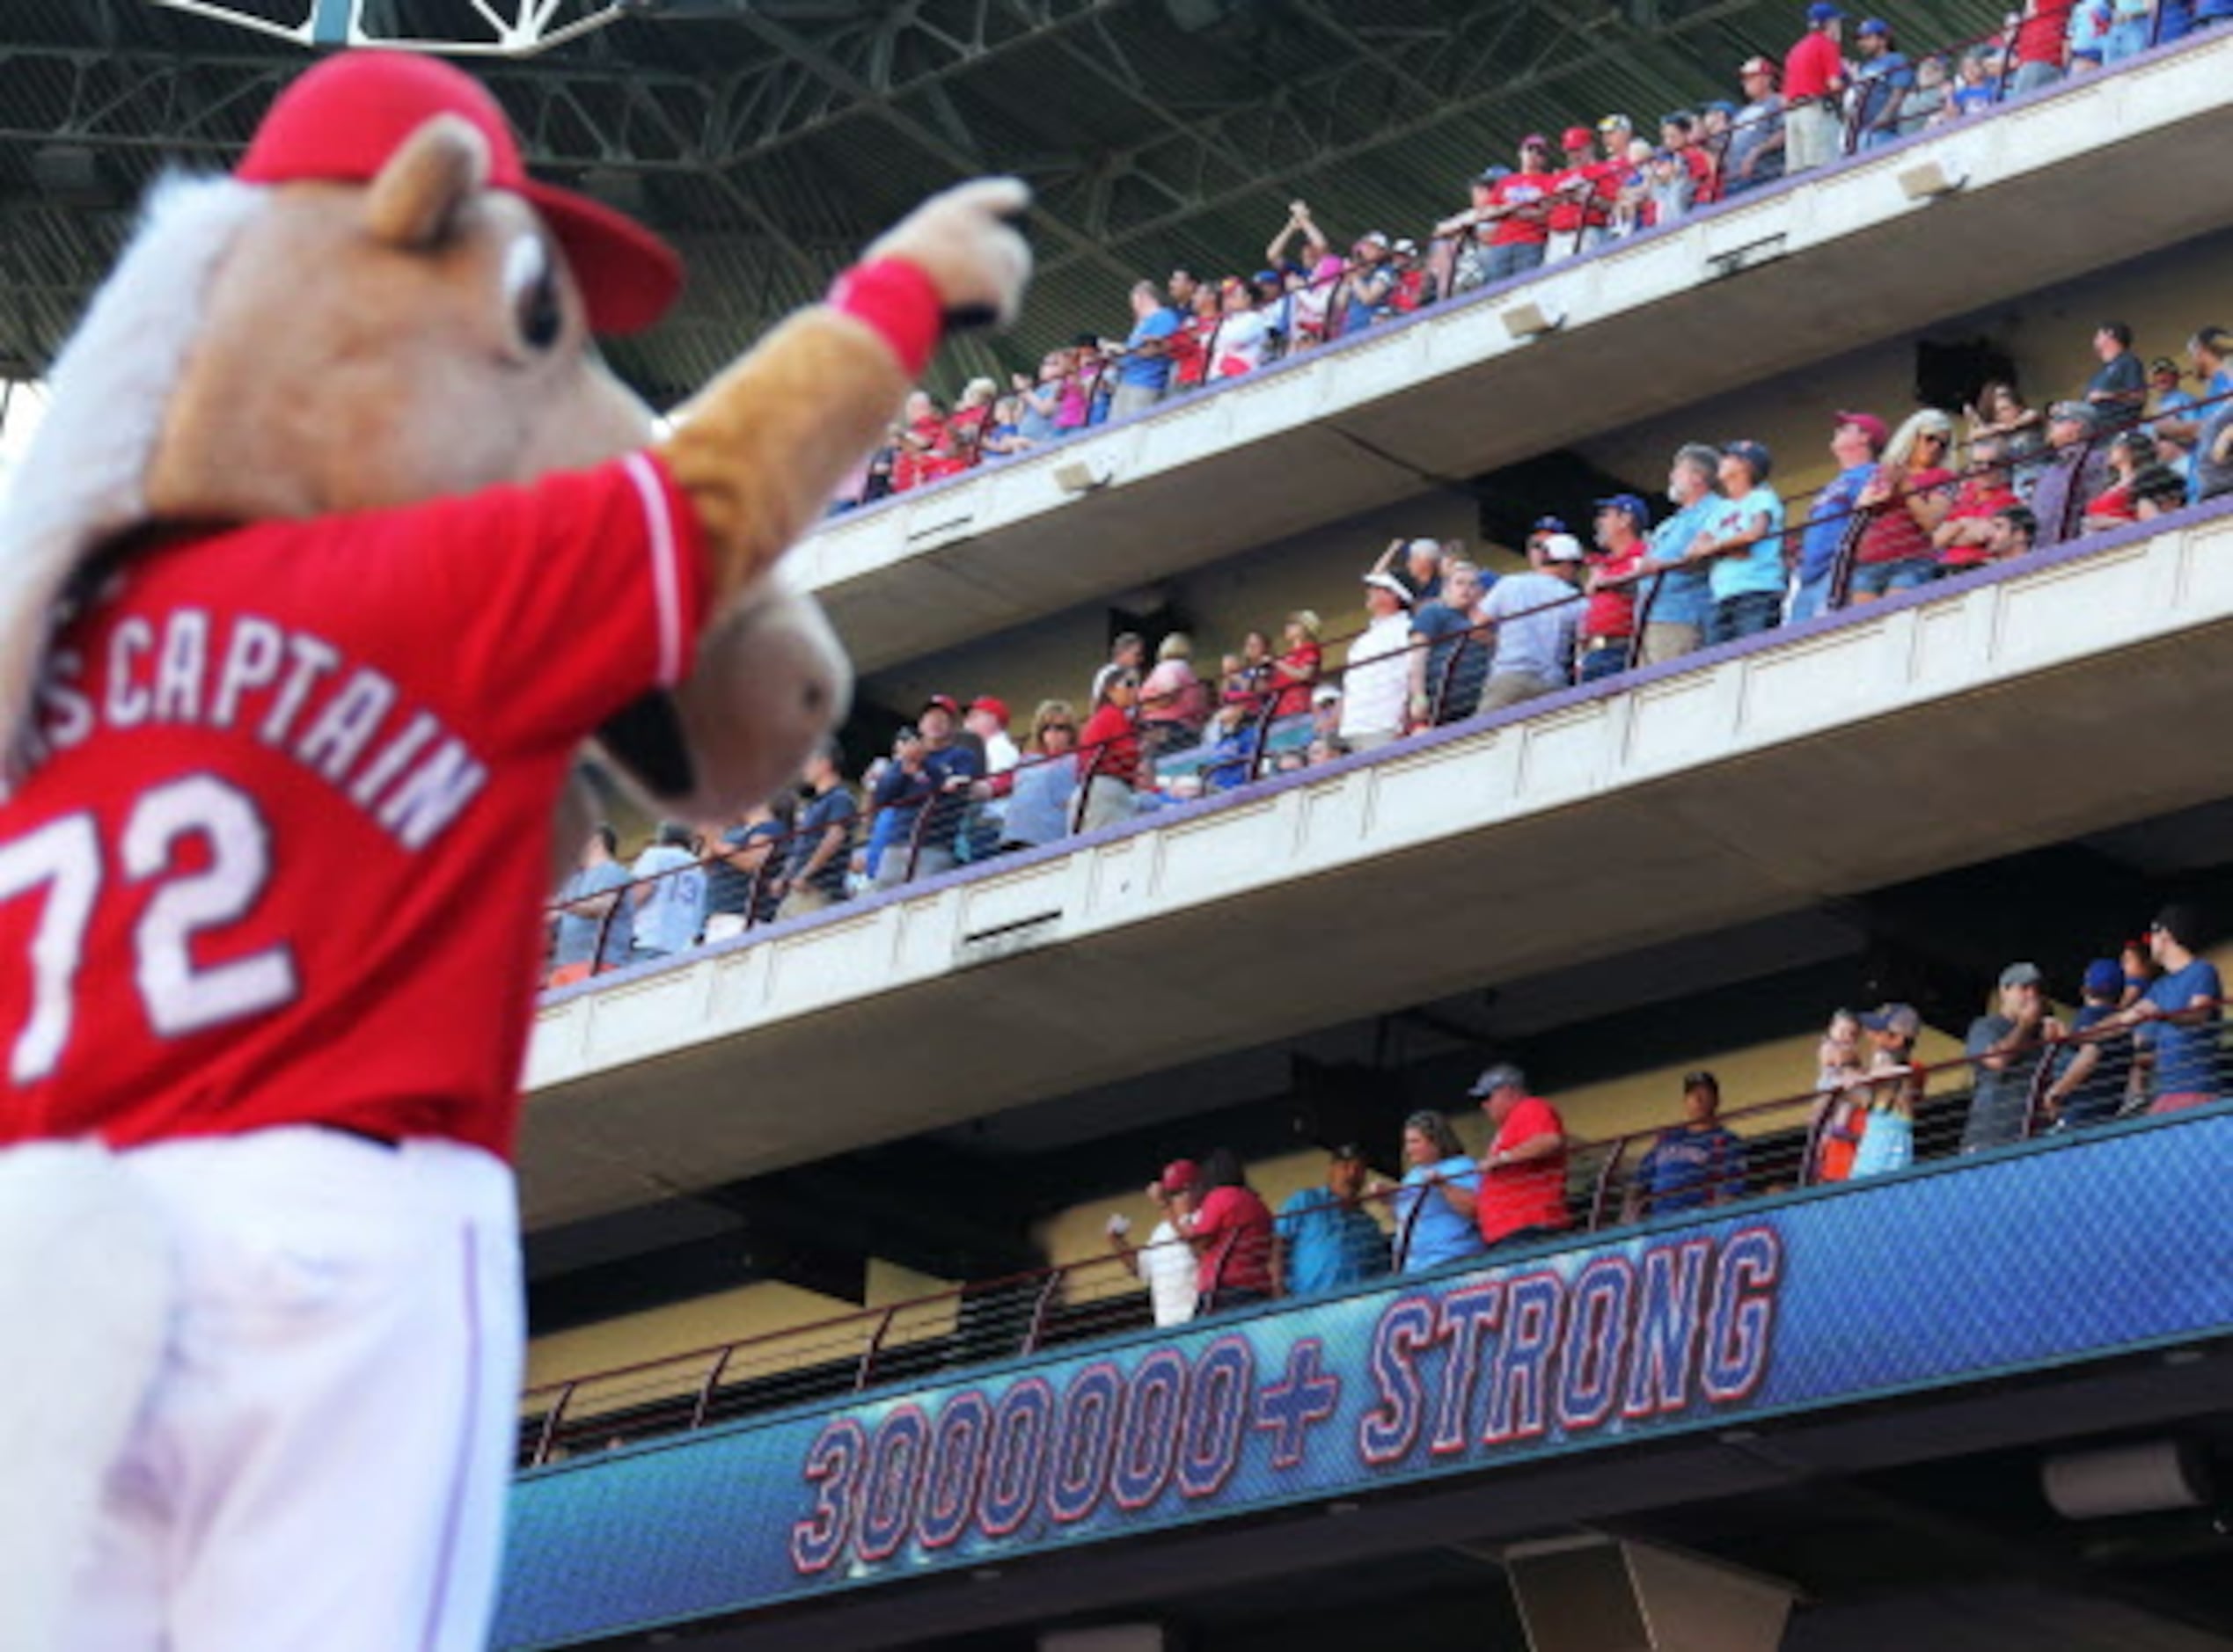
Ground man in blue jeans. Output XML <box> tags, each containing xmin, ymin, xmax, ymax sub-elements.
<box><xmin>1790</xmin><ymin>412</ymin><xmax>1886</xmax><ymax>622</ymax></box>
<box><xmin>1688</xmin><ymin>440</ymin><xmax>1788</xmax><ymax>645</ymax></box>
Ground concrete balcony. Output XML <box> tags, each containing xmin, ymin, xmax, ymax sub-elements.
<box><xmin>520</xmin><ymin>502</ymin><xmax>2233</xmax><ymax>1227</ymax></box>
<box><xmin>793</xmin><ymin>31</ymin><xmax>2233</xmax><ymax>676</ymax></box>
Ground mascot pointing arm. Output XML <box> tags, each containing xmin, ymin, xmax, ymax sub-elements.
<box><xmin>0</xmin><ymin>51</ymin><xmax>1028</xmax><ymax>1652</ymax></box>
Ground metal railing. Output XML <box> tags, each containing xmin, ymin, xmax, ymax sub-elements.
<box><xmin>518</xmin><ymin>1002</ymin><xmax>2226</xmax><ymax>1466</ymax></box>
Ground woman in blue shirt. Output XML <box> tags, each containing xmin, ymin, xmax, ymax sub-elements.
<box><xmin>1000</xmin><ymin>701</ymin><xmax>1081</xmax><ymax>851</ymax></box>
<box><xmin>1389</xmin><ymin>1110</ymin><xmax>1486</xmax><ymax>1273</ymax></box>
<box><xmin>1688</xmin><ymin>440</ymin><xmax>1789</xmax><ymax>646</ymax></box>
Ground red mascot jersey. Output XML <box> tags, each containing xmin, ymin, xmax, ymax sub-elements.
<box><xmin>0</xmin><ymin>452</ymin><xmax>706</xmax><ymax>1159</ymax></box>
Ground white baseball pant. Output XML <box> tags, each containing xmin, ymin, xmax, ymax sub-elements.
<box><xmin>59</xmin><ymin>1127</ymin><xmax>523</xmax><ymax>1652</ymax></box>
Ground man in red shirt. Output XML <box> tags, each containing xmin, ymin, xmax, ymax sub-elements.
<box><xmin>1660</xmin><ymin>112</ymin><xmax>1720</xmax><ymax>206</ymax></box>
<box><xmin>2011</xmin><ymin>0</ymin><xmax>2077</xmax><ymax>95</ymax></box>
<box><xmin>1468</xmin><ymin>1064</ymin><xmax>1571</xmax><ymax>1246</ymax></box>
<box><xmin>1484</xmin><ymin>136</ymin><xmax>1558</xmax><ymax>282</ymax></box>
<box><xmin>1544</xmin><ymin>127</ymin><xmax>1610</xmax><ymax>264</ymax></box>
<box><xmin>1933</xmin><ymin>433</ymin><xmax>2023</xmax><ymax>570</ymax></box>
<box><xmin>1580</xmin><ymin>494</ymin><xmax>1651</xmax><ymax>680</ymax></box>
<box><xmin>1783</xmin><ymin>2</ymin><xmax>1850</xmax><ymax>173</ymax></box>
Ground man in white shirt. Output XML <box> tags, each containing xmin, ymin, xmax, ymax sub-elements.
<box><xmin>1109</xmin><ymin>1159</ymin><xmax>1202</xmax><ymax>1328</ymax></box>
<box><xmin>963</xmin><ymin>695</ymin><xmax>1021</xmax><ymax>850</ymax></box>
<box><xmin>630</xmin><ymin>822</ymin><xmax>707</xmax><ymax>961</ymax></box>
<box><xmin>1338</xmin><ymin>572</ymin><xmax>1417</xmax><ymax>751</ymax></box>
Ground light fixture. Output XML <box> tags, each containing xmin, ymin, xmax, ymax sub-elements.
<box><xmin>1051</xmin><ymin>457</ymin><xmax>1111</xmax><ymax>495</ymax></box>
<box><xmin>2043</xmin><ymin>1440</ymin><xmax>2215</xmax><ymax>1521</ymax></box>
<box><xmin>1500</xmin><ymin>299</ymin><xmax>1564</xmax><ymax>340</ymax></box>
<box><xmin>1896</xmin><ymin>157</ymin><xmax>1967</xmax><ymax>201</ymax></box>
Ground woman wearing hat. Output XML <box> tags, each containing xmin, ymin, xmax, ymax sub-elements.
<box><xmin>1076</xmin><ymin>662</ymin><xmax>1146</xmax><ymax>832</ymax></box>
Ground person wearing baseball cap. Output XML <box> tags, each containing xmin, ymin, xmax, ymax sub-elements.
<box><xmin>1961</xmin><ymin>961</ymin><xmax>2067</xmax><ymax>1153</ymax></box>
<box><xmin>2041</xmin><ymin>961</ymin><xmax>2139</xmax><ymax>1131</ymax></box>
<box><xmin>1783</xmin><ymin>2</ymin><xmax>1849</xmax><ymax>174</ymax></box>
<box><xmin>1850</xmin><ymin>1001</ymin><xmax>1923</xmax><ymax>1179</ymax></box>
<box><xmin>1271</xmin><ymin>1144</ymin><xmax>1392</xmax><ymax>1297</ymax></box>
<box><xmin>870</xmin><ymin>690</ymin><xmax>986</xmax><ymax>886</ymax></box>
<box><xmin>1790</xmin><ymin>412</ymin><xmax>1888</xmax><ymax>623</ymax></box>
<box><xmin>1477</xmin><ymin>530</ymin><xmax>1585</xmax><ymax>712</ymax></box>
<box><xmin>1850</xmin><ymin>18</ymin><xmax>1914</xmax><ymax>150</ymax></box>
<box><xmin>1726</xmin><ymin>58</ymin><xmax>1788</xmax><ymax>198</ymax></box>
<box><xmin>2029</xmin><ymin>401</ymin><xmax>2112</xmax><ymax>552</ymax></box>
<box><xmin>1547</xmin><ymin>125</ymin><xmax>1615</xmax><ymax>263</ymax></box>
<box><xmin>1688</xmin><ymin>439</ymin><xmax>1787</xmax><ymax>645</ymax></box>
<box><xmin>1342</xmin><ymin>572</ymin><xmax>1417</xmax><ymax>751</ymax></box>
<box><xmin>1579</xmin><ymin>495</ymin><xmax>1651</xmax><ymax>681</ymax></box>
<box><xmin>1109</xmin><ymin>1160</ymin><xmax>1203</xmax><ymax>1327</ymax></box>
<box><xmin>961</xmin><ymin>696</ymin><xmax>1020</xmax><ymax>852</ymax></box>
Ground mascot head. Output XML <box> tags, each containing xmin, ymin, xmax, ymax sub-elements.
<box><xmin>0</xmin><ymin>51</ymin><xmax>849</xmax><ymax>822</ymax></box>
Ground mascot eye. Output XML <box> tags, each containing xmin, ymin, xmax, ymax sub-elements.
<box><xmin>503</xmin><ymin>234</ymin><xmax>564</xmax><ymax>353</ymax></box>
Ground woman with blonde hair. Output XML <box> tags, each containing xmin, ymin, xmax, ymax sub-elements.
<box><xmin>1001</xmin><ymin>699</ymin><xmax>1081</xmax><ymax>851</ymax></box>
<box><xmin>1139</xmin><ymin>631</ymin><xmax>1210</xmax><ymax>749</ymax></box>
<box><xmin>1268</xmin><ymin>610</ymin><xmax>1322</xmax><ymax>719</ymax></box>
<box><xmin>1849</xmin><ymin>408</ymin><xmax>1959</xmax><ymax>602</ymax></box>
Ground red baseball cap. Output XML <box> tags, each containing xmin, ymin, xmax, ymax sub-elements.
<box><xmin>235</xmin><ymin>52</ymin><xmax>681</xmax><ymax>335</ymax></box>
<box><xmin>969</xmin><ymin>695</ymin><xmax>1011</xmax><ymax>724</ymax></box>
<box><xmin>1562</xmin><ymin>126</ymin><xmax>1595</xmax><ymax>150</ymax></box>
<box><xmin>1158</xmin><ymin>1159</ymin><xmax>1199</xmax><ymax>1195</ymax></box>
<box><xmin>1835</xmin><ymin>410</ymin><xmax>1891</xmax><ymax>450</ymax></box>
<box><xmin>920</xmin><ymin>693</ymin><xmax>962</xmax><ymax>719</ymax></box>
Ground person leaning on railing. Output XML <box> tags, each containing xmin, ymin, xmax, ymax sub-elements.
<box><xmin>1179</xmin><ymin>1148</ymin><xmax>1277</xmax><ymax>1314</ymax></box>
<box><xmin>767</xmin><ymin>741</ymin><xmax>856</xmax><ymax>922</ymax></box>
<box><xmin>2092</xmin><ymin>903</ymin><xmax>2225</xmax><ymax>1112</ymax></box>
<box><xmin>1685</xmin><ymin>440</ymin><xmax>1787</xmax><ymax>645</ymax></box>
<box><xmin>1387</xmin><ymin>1111</ymin><xmax>1485</xmax><ymax>1274</ymax></box>
<box><xmin>1476</xmin><ymin>534</ymin><xmax>1584</xmax><ymax>712</ymax></box>
<box><xmin>1270</xmin><ymin>1145</ymin><xmax>1391</xmax><ymax>1299</ymax></box>
<box><xmin>1076</xmin><ymin>662</ymin><xmax>1146</xmax><ymax>833</ymax></box>
<box><xmin>1001</xmin><ymin>700</ymin><xmax>1081</xmax><ymax>851</ymax></box>
<box><xmin>1578</xmin><ymin>495</ymin><xmax>1651</xmax><ymax>680</ymax></box>
<box><xmin>1636</xmin><ymin>443</ymin><xmax>1724</xmax><ymax>662</ymax></box>
<box><xmin>547</xmin><ymin>822</ymin><xmax>633</xmax><ymax>988</ymax></box>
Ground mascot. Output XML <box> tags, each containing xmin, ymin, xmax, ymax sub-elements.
<box><xmin>0</xmin><ymin>51</ymin><xmax>1029</xmax><ymax>1652</ymax></box>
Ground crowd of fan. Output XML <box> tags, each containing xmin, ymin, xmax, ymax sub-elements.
<box><xmin>832</xmin><ymin>0</ymin><xmax>2231</xmax><ymax>510</ymax></box>
<box><xmin>545</xmin><ymin>317</ymin><xmax>2233</xmax><ymax>984</ymax></box>
<box><xmin>1103</xmin><ymin>905</ymin><xmax>2222</xmax><ymax>1322</ymax></box>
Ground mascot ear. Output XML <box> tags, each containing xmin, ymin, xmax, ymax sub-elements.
<box><xmin>364</xmin><ymin>113</ymin><xmax>490</xmax><ymax>250</ymax></box>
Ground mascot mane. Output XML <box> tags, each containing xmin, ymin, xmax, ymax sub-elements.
<box><xmin>0</xmin><ymin>175</ymin><xmax>267</xmax><ymax>787</ymax></box>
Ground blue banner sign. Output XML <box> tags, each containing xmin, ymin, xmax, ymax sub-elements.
<box><xmin>495</xmin><ymin>1113</ymin><xmax>2233</xmax><ymax>1649</ymax></box>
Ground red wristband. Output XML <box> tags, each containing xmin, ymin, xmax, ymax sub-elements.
<box><xmin>827</xmin><ymin>258</ymin><xmax>944</xmax><ymax>379</ymax></box>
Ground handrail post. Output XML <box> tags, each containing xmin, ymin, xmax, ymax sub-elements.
<box><xmin>1245</xmin><ymin>691</ymin><xmax>1280</xmax><ymax>781</ymax></box>
<box><xmin>687</xmin><ymin>1346</ymin><xmax>736</xmax><ymax>1431</ymax></box>
<box><xmin>1585</xmin><ymin>1135</ymin><xmax>1629</xmax><ymax>1232</ymax></box>
<box><xmin>1798</xmin><ymin>1088</ymin><xmax>1832</xmax><ymax>1187</ymax></box>
<box><xmin>854</xmin><ymin>1306</ymin><xmax>898</xmax><ymax>1393</ymax></box>
<box><xmin>530</xmin><ymin>1380</ymin><xmax>576</xmax><ymax>1468</ymax></box>
<box><xmin>1020</xmin><ymin>1269</ymin><xmax>1065</xmax><ymax>1356</ymax></box>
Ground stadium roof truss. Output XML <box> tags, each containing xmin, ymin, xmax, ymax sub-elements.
<box><xmin>0</xmin><ymin>0</ymin><xmax>2008</xmax><ymax>402</ymax></box>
